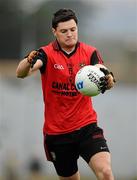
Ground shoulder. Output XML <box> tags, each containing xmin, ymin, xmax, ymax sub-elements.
<box><xmin>40</xmin><ymin>42</ymin><xmax>53</xmax><ymax>52</ymax></box>
<box><xmin>79</xmin><ymin>42</ymin><xmax>97</xmax><ymax>53</ymax></box>
<box><xmin>41</xmin><ymin>41</ymin><xmax>59</xmax><ymax>54</ymax></box>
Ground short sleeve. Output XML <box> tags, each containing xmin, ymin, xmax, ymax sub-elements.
<box><xmin>90</xmin><ymin>50</ymin><xmax>104</xmax><ymax>65</ymax></box>
<box><xmin>37</xmin><ymin>49</ymin><xmax>47</xmax><ymax>74</ymax></box>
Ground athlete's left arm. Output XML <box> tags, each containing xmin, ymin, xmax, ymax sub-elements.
<box><xmin>90</xmin><ymin>50</ymin><xmax>116</xmax><ymax>93</ymax></box>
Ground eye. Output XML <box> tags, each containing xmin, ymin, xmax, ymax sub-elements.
<box><xmin>60</xmin><ymin>29</ymin><xmax>67</xmax><ymax>33</ymax></box>
<box><xmin>71</xmin><ymin>27</ymin><xmax>76</xmax><ymax>32</ymax></box>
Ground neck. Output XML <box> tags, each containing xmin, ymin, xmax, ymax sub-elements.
<box><xmin>62</xmin><ymin>47</ymin><xmax>75</xmax><ymax>54</ymax></box>
<box><xmin>54</xmin><ymin>40</ymin><xmax>79</xmax><ymax>53</ymax></box>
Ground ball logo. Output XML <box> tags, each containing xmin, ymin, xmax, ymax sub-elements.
<box><xmin>76</xmin><ymin>81</ymin><xmax>83</xmax><ymax>90</ymax></box>
<box><xmin>87</xmin><ymin>72</ymin><xmax>100</xmax><ymax>89</ymax></box>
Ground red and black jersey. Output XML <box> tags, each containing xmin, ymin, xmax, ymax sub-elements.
<box><xmin>39</xmin><ymin>41</ymin><xmax>103</xmax><ymax>135</ymax></box>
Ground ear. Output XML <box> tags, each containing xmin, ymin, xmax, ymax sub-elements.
<box><xmin>52</xmin><ymin>28</ymin><xmax>56</xmax><ymax>37</ymax></box>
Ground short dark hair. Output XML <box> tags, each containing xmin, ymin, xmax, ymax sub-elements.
<box><xmin>52</xmin><ymin>8</ymin><xmax>78</xmax><ymax>29</ymax></box>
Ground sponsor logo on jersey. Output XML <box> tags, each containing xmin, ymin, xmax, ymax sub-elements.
<box><xmin>52</xmin><ymin>81</ymin><xmax>77</xmax><ymax>91</ymax></box>
<box><xmin>51</xmin><ymin>81</ymin><xmax>80</xmax><ymax>97</ymax></box>
<box><xmin>54</xmin><ymin>64</ymin><xmax>64</xmax><ymax>70</ymax></box>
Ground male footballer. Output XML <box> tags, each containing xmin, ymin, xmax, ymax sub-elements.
<box><xmin>16</xmin><ymin>9</ymin><xmax>115</xmax><ymax>180</ymax></box>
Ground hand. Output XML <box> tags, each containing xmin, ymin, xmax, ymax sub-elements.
<box><xmin>27</xmin><ymin>50</ymin><xmax>39</xmax><ymax>68</ymax></box>
<box><xmin>99</xmin><ymin>68</ymin><xmax>116</xmax><ymax>94</ymax></box>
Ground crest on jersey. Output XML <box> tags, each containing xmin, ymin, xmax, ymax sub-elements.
<box><xmin>79</xmin><ymin>62</ymin><xmax>86</xmax><ymax>68</ymax></box>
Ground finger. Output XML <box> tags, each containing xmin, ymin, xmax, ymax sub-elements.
<box><xmin>106</xmin><ymin>75</ymin><xmax>115</xmax><ymax>89</ymax></box>
<box><xmin>28</xmin><ymin>51</ymin><xmax>39</xmax><ymax>64</ymax></box>
<box><xmin>100</xmin><ymin>68</ymin><xmax>110</xmax><ymax>75</ymax></box>
<box><xmin>107</xmin><ymin>82</ymin><xmax>114</xmax><ymax>89</ymax></box>
<box><xmin>99</xmin><ymin>81</ymin><xmax>108</xmax><ymax>87</ymax></box>
<box><xmin>30</xmin><ymin>51</ymin><xmax>38</xmax><ymax>58</ymax></box>
<box><xmin>100</xmin><ymin>76</ymin><xmax>107</xmax><ymax>81</ymax></box>
<box><xmin>101</xmin><ymin>86</ymin><xmax>107</xmax><ymax>94</ymax></box>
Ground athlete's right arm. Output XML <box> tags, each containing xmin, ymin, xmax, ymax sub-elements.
<box><xmin>16</xmin><ymin>50</ymin><xmax>44</xmax><ymax>78</ymax></box>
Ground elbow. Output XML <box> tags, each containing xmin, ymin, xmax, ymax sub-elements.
<box><xmin>16</xmin><ymin>71</ymin><xmax>26</xmax><ymax>79</ymax></box>
<box><xmin>16</xmin><ymin>74</ymin><xmax>25</xmax><ymax>79</ymax></box>
<box><xmin>16</xmin><ymin>74</ymin><xmax>26</xmax><ymax>79</ymax></box>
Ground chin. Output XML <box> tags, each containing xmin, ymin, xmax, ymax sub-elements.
<box><xmin>66</xmin><ymin>38</ymin><xmax>77</xmax><ymax>44</ymax></box>
<box><xmin>66</xmin><ymin>41</ymin><xmax>77</xmax><ymax>47</ymax></box>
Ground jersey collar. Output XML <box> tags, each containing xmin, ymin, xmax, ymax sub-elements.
<box><xmin>52</xmin><ymin>40</ymin><xmax>80</xmax><ymax>58</ymax></box>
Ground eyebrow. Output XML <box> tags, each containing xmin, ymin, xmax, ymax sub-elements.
<box><xmin>60</xmin><ymin>26</ymin><xmax>77</xmax><ymax>31</ymax></box>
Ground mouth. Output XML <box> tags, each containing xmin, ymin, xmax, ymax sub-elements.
<box><xmin>66</xmin><ymin>38</ymin><xmax>75</xmax><ymax>43</ymax></box>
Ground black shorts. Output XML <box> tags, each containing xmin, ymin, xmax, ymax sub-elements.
<box><xmin>44</xmin><ymin>123</ymin><xmax>109</xmax><ymax>177</ymax></box>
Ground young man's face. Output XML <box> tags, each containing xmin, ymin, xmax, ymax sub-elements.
<box><xmin>52</xmin><ymin>19</ymin><xmax>78</xmax><ymax>51</ymax></box>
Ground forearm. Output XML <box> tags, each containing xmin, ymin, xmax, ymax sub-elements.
<box><xmin>16</xmin><ymin>58</ymin><xmax>31</xmax><ymax>78</ymax></box>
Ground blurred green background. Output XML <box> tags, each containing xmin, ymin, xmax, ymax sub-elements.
<box><xmin>0</xmin><ymin>0</ymin><xmax>137</xmax><ymax>179</ymax></box>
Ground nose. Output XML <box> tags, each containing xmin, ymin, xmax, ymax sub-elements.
<box><xmin>67</xmin><ymin>30</ymin><xmax>72</xmax><ymax>36</ymax></box>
